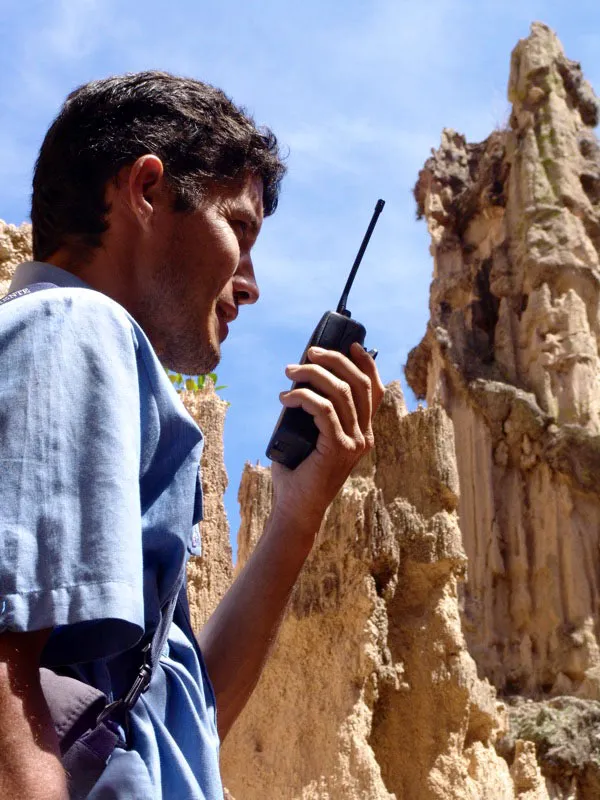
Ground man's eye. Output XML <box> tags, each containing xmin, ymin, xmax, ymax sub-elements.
<box><xmin>233</xmin><ymin>220</ymin><xmax>247</xmax><ymax>236</ymax></box>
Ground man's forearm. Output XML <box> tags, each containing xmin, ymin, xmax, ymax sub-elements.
<box><xmin>199</xmin><ymin>343</ymin><xmax>384</xmax><ymax>741</ymax></box>
<box><xmin>198</xmin><ymin>508</ymin><xmax>318</xmax><ymax>740</ymax></box>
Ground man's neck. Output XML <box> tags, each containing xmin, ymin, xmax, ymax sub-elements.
<box><xmin>47</xmin><ymin>246</ymin><xmax>135</xmax><ymax>312</ymax></box>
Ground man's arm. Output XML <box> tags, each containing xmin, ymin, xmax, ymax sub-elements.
<box><xmin>0</xmin><ymin>630</ymin><xmax>67</xmax><ymax>800</ymax></box>
<box><xmin>199</xmin><ymin>343</ymin><xmax>384</xmax><ymax>739</ymax></box>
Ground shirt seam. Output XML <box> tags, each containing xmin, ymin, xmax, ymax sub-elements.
<box><xmin>2</xmin><ymin>578</ymin><xmax>138</xmax><ymax>598</ymax></box>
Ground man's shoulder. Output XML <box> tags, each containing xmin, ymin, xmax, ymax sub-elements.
<box><xmin>2</xmin><ymin>283</ymin><xmax>133</xmax><ymax>323</ymax></box>
<box><xmin>0</xmin><ymin>285</ymin><xmax>140</xmax><ymax>351</ymax></box>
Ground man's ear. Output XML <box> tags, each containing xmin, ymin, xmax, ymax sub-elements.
<box><xmin>127</xmin><ymin>154</ymin><xmax>165</xmax><ymax>230</ymax></box>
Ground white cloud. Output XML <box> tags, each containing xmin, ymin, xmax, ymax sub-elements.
<box><xmin>282</xmin><ymin>115</ymin><xmax>437</xmax><ymax>182</ymax></box>
<box><xmin>40</xmin><ymin>0</ymin><xmax>112</xmax><ymax>60</ymax></box>
<box><xmin>13</xmin><ymin>0</ymin><xmax>121</xmax><ymax>107</ymax></box>
<box><xmin>323</xmin><ymin>0</ymin><xmax>457</xmax><ymax>74</ymax></box>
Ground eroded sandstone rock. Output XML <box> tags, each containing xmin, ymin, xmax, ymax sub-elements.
<box><xmin>405</xmin><ymin>20</ymin><xmax>600</xmax><ymax>799</ymax></box>
<box><xmin>221</xmin><ymin>385</ymin><xmax>522</xmax><ymax>799</ymax></box>
<box><xmin>0</xmin><ymin>220</ymin><xmax>32</xmax><ymax>295</ymax></box>
<box><xmin>407</xmin><ymin>23</ymin><xmax>600</xmax><ymax>710</ymax></box>
<box><xmin>182</xmin><ymin>385</ymin><xmax>234</xmax><ymax>630</ymax></box>
<box><xmin>509</xmin><ymin>740</ymin><xmax>550</xmax><ymax>800</ymax></box>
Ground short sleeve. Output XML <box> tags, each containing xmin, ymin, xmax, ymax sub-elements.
<box><xmin>0</xmin><ymin>288</ymin><xmax>145</xmax><ymax>665</ymax></box>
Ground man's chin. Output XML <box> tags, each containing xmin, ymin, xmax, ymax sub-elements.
<box><xmin>161</xmin><ymin>342</ymin><xmax>220</xmax><ymax>376</ymax></box>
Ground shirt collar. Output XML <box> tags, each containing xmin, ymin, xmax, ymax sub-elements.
<box><xmin>9</xmin><ymin>261</ymin><xmax>92</xmax><ymax>292</ymax></box>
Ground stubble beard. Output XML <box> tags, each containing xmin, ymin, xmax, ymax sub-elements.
<box><xmin>137</xmin><ymin>261</ymin><xmax>221</xmax><ymax>376</ymax></box>
<box><xmin>159</xmin><ymin>324</ymin><xmax>220</xmax><ymax>375</ymax></box>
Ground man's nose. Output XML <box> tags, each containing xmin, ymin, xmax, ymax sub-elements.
<box><xmin>233</xmin><ymin>256</ymin><xmax>260</xmax><ymax>305</ymax></box>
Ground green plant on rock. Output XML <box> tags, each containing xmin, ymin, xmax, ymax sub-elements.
<box><xmin>166</xmin><ymin>370</ymin><xmax>227</xmax><ymax>393</ymax></box>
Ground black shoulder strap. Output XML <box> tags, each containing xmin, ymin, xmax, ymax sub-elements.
<box><xmin>97</xmin><ymin>561</ymin><xmax>188</xmax><ymax>729</ymax></box>
<box><xmin>0</xmin><ymin>281</ymin><xmax>59</xmax><ymax>306</ymax></box>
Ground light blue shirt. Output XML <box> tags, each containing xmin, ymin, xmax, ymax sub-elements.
<box><xmin>0</xmin><ymin>262</ymin><xmax>223</xmax><ymax>799</ymax></box>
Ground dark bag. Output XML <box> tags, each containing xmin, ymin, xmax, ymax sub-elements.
<box><xmin>39</xmin><ymin>669</ymin><xmax>123</xmax><ymax>798</ymax></box>
<box><xmin>2</xmin><ymin>281</ymin><xmax>190</xmax><ymax>797</ymax></box>
<box><xmin>39</xmin><ymin>585</ymin><xmax>185</xmax><ymax>799</ymax></box>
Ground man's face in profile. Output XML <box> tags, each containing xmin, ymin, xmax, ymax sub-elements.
<box><xmin>136</xmin><ymin>173</ymin><xmax>264</xmax><ymax>375</ymax></box>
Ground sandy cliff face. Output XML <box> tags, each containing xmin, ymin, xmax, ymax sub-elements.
<box><xmin>0</xmin><ymin>220</ymin><xmax>32</xmax><ymax>295</ymax></box>
<box><xmin>181</xmin><ymin>387</ymin><xmax>234</xmax><ymax>630</ymax></box>
<box><xmin>407</xmin><ymin>22</ymin><xmax>600</xmax><ymax>705</ymax></box>
<box><xmin>221</xmin><ymin>385</ymin><xmax>532</xmax><ymax>800</ymax></box>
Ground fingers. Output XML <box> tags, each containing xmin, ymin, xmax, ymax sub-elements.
<box><xmin>280</xmin><ymin>343</ymin><xmax>384</xmax><ymax>457</ymax></box>
<box><xmin>284</xmin><ymin>362</ymin><xmax>361</xmax><ymax>439</ymax></box>
<box><xmin>298</xmin><ymin>344</ymin><xmax>382</xmax><ymax>432</ymax></box>
<box><xmin>313</xmin><ymin>346</ymin><xmax>374</xmax><ymax>432</ymax></box>
<box><xmin>272</xmin><ymin>346</ymin><xmax>385</xmax><ymax>527</ymax></box>
<box><xmin>348</xmin><ymin>342</ymin><xmax>386</xmax><ymax>414</ymax></box>
<box><xmin>279</xmin><ymin>388</ymin><xmax>362</xmax><ymax>461</ymax></box>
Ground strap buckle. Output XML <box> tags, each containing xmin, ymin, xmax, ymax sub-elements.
<box><xmin>122</xmin><ymin>643</ymin><xmax>152</xmax><ymax>710</ymax></box>
<box><xmin>96</xmin><ymin>642</ymin><xmax>152</xmax><ymax>727</ymax></box>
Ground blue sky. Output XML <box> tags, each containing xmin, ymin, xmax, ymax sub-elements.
<box><xmin>1</xmin><ymin>1</ymin><xmax>598</xmax><ymax>555</ymax></box>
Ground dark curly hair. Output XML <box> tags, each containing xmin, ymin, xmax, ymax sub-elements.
<box><xmin>31</xmin><ymin>71</ymin><xmax>287</xmax><ymax>261</ymax></box>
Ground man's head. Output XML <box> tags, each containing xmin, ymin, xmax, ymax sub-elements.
<box><xmin>31</xmin><ymin>71</ymin><xmax>286</xmax><ymax>373</ymax></box>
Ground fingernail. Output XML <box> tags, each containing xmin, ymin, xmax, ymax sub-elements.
<box><xmin>309</xmin><ymin>346</ymin><xmax>325</xmax><ymax>354</ymax></box>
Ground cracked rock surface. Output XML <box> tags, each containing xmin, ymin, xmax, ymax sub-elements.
<box><xmin>221</xmin><ymin>387</ymin><xmax>518</xmax><ymax>799</ymax></box>
<box><xmin>407</xmin><ymin>23</ymin><xmax>600</xmax><ymax>710</ymax></box>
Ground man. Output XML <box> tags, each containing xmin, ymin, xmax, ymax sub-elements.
<box><xmin>0</xmin><ymin>72</ymin><xmax>384</xmax><ymax>798</ymax></box>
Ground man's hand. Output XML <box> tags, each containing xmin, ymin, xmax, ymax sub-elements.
<box><xmin>271</xmin><ymin>341</ymin><xmax>385</xmax><ymax>536</ymax></box>
<box><xmin>199</xmin><ymin>342</ymin><xmax>384</xmax><ymax>739</ymax></box>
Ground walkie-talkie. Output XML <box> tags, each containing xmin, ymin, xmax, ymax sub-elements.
<box><xmin>266</xmin><ymin>199</ymin><xmax>385</xmax><ymax>469</ymax></box>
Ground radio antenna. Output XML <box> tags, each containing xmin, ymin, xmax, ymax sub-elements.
<box><xmin>336</xmin><ymin>199</ymin><xmax>385</xmax><ymax>316</ymax></box>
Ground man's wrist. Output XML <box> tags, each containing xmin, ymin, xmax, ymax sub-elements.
<box><xmin>265</xmin><ymin>502</ymin><xmax>322</xmax><ymax>555</ymax></box>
